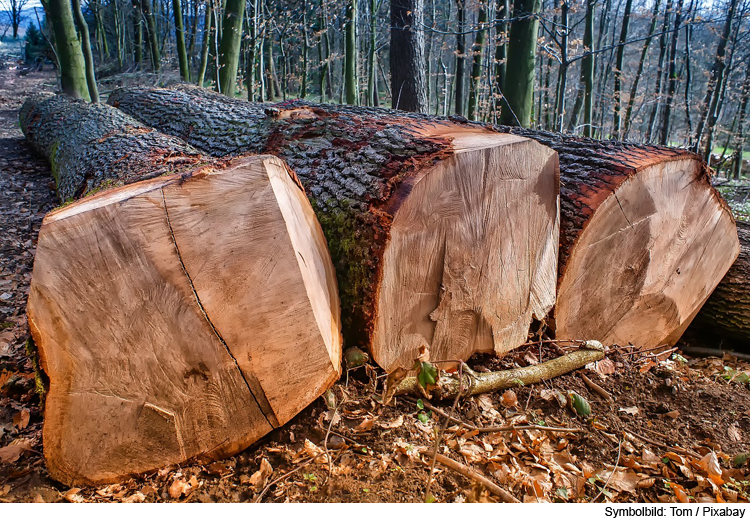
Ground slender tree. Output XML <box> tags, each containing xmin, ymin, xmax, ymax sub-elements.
<box><xmin>70</xmin><ymin>0</ymin><xmax>98</xmax><ymax>102</ymax></box>
<box><xmin>197</xmin><ymin>0</ymin><xmax>213</xmax><ymax>86</ymax></box>
<box><xmin>345</xmin><ymin>0</ymin><xmax>358</xmax><ymax>104</ymax></box>
<box><xmin>500</xmin><ymin>0</ymin><xmax>541</xmax><ymax>126</ymax></box>
<box><xmin>43</xmin><ymin>0</ymin><xmax>90</xmax><ymax>100</ymax></box>
<box><xmin>217</xmin><ymin>0</ymin><xmax>247</xmax><ymax>95</ymax></box>
<box><xmin>493</xmin><ymin>0</ymin><xmax>509</xmax><ymax>117</ymax></box>
<box><xmin>454</xmin><ymin>0</ymin><xmax>466</xmax><ymax>115</ymax></box>
<box><xmin>467</xmin><ymin>0</ymin><xmax>487</xmax><ymax>120</ymax></box>
<box><xmin>658</xmin><ymin>0</ymin><xmax>684</xmax><ymax>145</ymax></box>
<box><xmin>140</xmin><ymin>0</ymin><xmax>160</xmax><ymax>71</ymax></box>
<box><xmin>622</xmin><ymin>0</ymin><xmax>661</xmax><ymax>139</ymax></box>
<box><xmin>612</xmin><ymin>0</ymin><xmax>633</xmax><ymax>138</ymax></box>
<box><xmin>391</xmin><ymin>0</ymin><xmax>428</xmax><ymax>111</ymax></box>
<box><xmin>174</xmin><ymin>0</ymin><xmax>191</xmax><ymax>81</ymax></box>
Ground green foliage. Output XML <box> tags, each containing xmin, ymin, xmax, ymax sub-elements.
<box><xmin>568</xmin><ymin>392</ymin><xmax>591</xmax><ymax>417</ymax></box>
<box><xmin>24</xmin><ymin>22</ymin><xmax>51</xmax><ymax>66</ymax></box>
<box><xmin>416</xmin><ymin>360</ymin><xmax>438</xmax><ymax>390</ymax></box>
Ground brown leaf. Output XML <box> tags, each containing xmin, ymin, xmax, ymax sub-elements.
<box><xmin>594</xmin><ymin>358</ymin><xmax>616</xmax><ymax>377</ymax></box>
<box><xmin>13</xmin><ymin>409</ymin><xmax>29</xmax><ymax>430</ymax></box>
<box><xmin>377</xmin><ymin>415</ymin><xmax>404</xmax><ymax>429</ymax></box>
<box><xmin>664</xmin><ymin>410</ymin><xmax>680</xmax><ymax>419</ymax></box>
<box><xmin>619</xmin><ymin>406</ymin><xmax>639</xmax><ymax>415</ymax></box>
<box><xmin>500</xmin><ymin>390</ymin><xmax>518</xmax><ymax>409</ymax></box>
<box><xmin>168</xmin><ymin>476</ymin><xmax>198</xmax><ymax>499</ymax></box>
<box><xmin>248</xmin><ymin>458</ymin><xmax>273</xmax><ymax>490</ymax></box>
<box><xmin>636</xmin><ymin>477</ymin><xmax>656</xmax><ymax>489</ymax></box>
<box><xmin>63</xmin><ymin>488</ymin><xmax>84</xmax><ymax>503</ymax></box>
<box><xmin>382</xmin><ymin>367</ymin><xmax>408</xmax><ymax>406</ymax></box>
<box><xmin>353</xmin><ymin>417</ymin><xmax>375</xmax><ymax>433</ymax></box>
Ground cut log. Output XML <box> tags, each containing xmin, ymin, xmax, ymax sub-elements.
<box><xmin>20</xmin><ymin>93</ymin><xmax>207</xmax><ymax>203</ymax></box>
<box><xmin>495</xmin><ymin>127</ymin><xmax>739</xmax><ymax>348</ymax></box>
<box><xmin>108</xmin><ymin>85</ymin><xmax>561</xmax><ymax>373</ymax></box>
<box><xmin>684</xmin><ymin>220</ymin><xmax>750</xmax><ymax>350</ymax></box>
<box><xmin>22</xmin><ymin>95</ymin><xmax>341</xmax><ymax>485</ymax></box>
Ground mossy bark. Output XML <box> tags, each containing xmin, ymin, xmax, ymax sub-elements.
<box><xmin>46</xmin><ymin>0</ymin><xmax>90</xmax><ymax>101</ymax></box>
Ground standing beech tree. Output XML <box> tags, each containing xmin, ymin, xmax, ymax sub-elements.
<box><xmin>217</xmin><ymin>0</ymin><xmax>246</xmax><ymax>94</ymax></box>
<box><xmin>390</xmin><ymin>0</ymin><xmax>428</xmax><ymax>112</ymax></box>
<box><xmin>501</xmin><ymin>0</ymin><xmax>542</xmax><ymax>126</ymax></box>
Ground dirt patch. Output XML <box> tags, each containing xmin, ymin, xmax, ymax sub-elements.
<box><xmin>0</xmin><ymin>67</ymin><xmax>748</xmax><ymax>503</ymax></box>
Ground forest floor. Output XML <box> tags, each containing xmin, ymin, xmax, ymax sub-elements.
<box><xmin>0</xmin><ymin>66</ymin><xmax>749</xmax><ymax>504</ymax></box>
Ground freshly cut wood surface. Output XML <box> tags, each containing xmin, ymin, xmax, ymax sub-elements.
<box><xmin>109</xmin><ymin>86</ymin><xmax>560</xmax><ymax>372</ymax></box>
<box><xmin>497</xmin><ymin>127</ymin><xmax>739</xmax><ymax>348</ymax></box>
<box><xmin>29</xmin><ymin>156</ymin><xmax>341</xmax><ymax>486</ymax></box>
<box><xmin>22</xmin><ymin>94</ymin><xmax>341</xmax><ymax>485</ymax></box>
<box><xmin>685</xmin><ymin>220</ymin><xmax>750</xmax><ymax>350</ymax></box>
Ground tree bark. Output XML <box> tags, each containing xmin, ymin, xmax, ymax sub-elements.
<box><xmin>140</xmin><ymin>0</ymin><xmax>160</xmax><ymax>72</ymax></box>
<box><xmin>500</xmin><ymin>0</ymin><xmax>540</xmax><ymax>127</ymax></box>
<box><xmin>686</xmin><ymin>221</ymin><xmax>750</xmax><ymax>351</ymax></box>
<box><xmin>496</xmin><ymin>125</ymin><xmax>739</xmax><ymax>348</ymax></box>
<box><xmin>45</xmin><ymin>0</ymin><xmax>90</xmax><ymax>100</ymax></box>
<box><xmin>454</xmin><ymin>0</ymin><xmax>465</xmax><ymax>116</ymax></box>
<box><xmin>132</xmin><ymin>0</ymin><xmax>143</xmax><ymax>68</ymax></box>
<box><xmin>345</xmin><ymin>0</ymin><xmax>358</xmax><ymax>104</ymax></box>
<box><xmin>658</xmin><ymin>0</ymin><xmax>683</xmax><ymax>145</ymax></box>
<box><xmin>580</xmin><ymin>0</ymin><xmax>594</xmax><ymax>137</ymax></box>
<box><xmin>217</xmin><ymin>0</ymin><xmax>246</xmax><ymax>95</ymax></box>
<box><xmin>173</xmin><ymin>0</ymin><xmax>191</xmax><ymax>81</ymax></box>
<box><xmin>70</xmin><ymin>0</ymin><xmax>99</xmax><ymax>103</ymax></box>
<box><xmin>390</xmin><ymin>0</ymin><xmax>428</xmax><ymax>112</ymax></box>
<box><xmin>196</xmin><ymin>0</ymin><xmax>213</xmax><ymax>86</ymax></box>
<box><xmin>467</xmin><ymin>0</ymin><xmax>487</xmax><ymax>121</ymax></box>
<box><xmin>20</xmin><ymin>93</ymin><xmax>341</xmax><ymax>486</ymax></box>
<box><xmin>493</xmin><ymin>0</ymin><xmax>509</xmax><ymax>118</ymax></box>
<box><xmin>612</xmin><ymin>0</ymin><xmax>633</xmax><ymax>139</ymax></box>
<box><xmin>109</xmin><ymin>85</ymin><xmax>560</xmax><ymax>373</ymax></box>
<box><xmin>622</xmin><ymin>0</ymin><xmax>660</xmax><ymax>140</ymax></box>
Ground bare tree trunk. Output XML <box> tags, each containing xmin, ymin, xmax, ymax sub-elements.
<box><xmin>693</xmin><ymin>0</ymin><xmax>738</xmax><ymax>154</ymax></box>
<box><xmin>467</xmin><ymin>0</ymin><xmax>487</xmax><ymax>120</ymax></box>
<box><xmin>553</xmin><ymin>0</ymin><xmax>568</xmax><ymax>132</ymax></box>
<box><xmin>454</xmin><ymin>0</ymin><xmax>466</xmax><ymax>115</ymax></box>
<box><xmin>45</xmin><ymin>0</ymin><xmax>90</xmax><ymax>100</ymax></box>
<box><xmin>71</xmin><ymin>0</ymin><xmax>99</xmax><ymax>103</ymax></box>
<box><xmin>500</xmin><ymin>0</ymin><xmax>541</xmax><ymax>126</ymax></box>
<box><xmin>733</xmin><ymin>65</ymin><xmax>750</xmax><ymax>180</ymax></box>
<box><xmin>658</xmin><ymin>0</ymin><xmax>684</xmax><ymax>145</ymax></box>
<box><xmin>174</xmin><ymin>0</ymin><xmax>191</xmax><ymax>81</ymax></box>
<box><xmin>612</xmin><ymin>0</ymin><xmax>633</xmax><ymax>139</ymax></box>
<box><xmin>197</xmin><ymin>0</ymin><xmax>213</xmax><ymax>86</ymax></box>
<box><xmin>132</xmin><ymin>0</ymin><xmax>143</xmax><ymax>68</ymax></box>
<box><xmin>141</xmin><ymin>0</ymin><xmax>160</xmax><ymax>72</ymax></box>
<box><xmin>345</xmin><ymin>0</ymin><xmax>358</xmax><ymax>104</ymax></box>
<box><xmin>390</xmin><ymin>0</ymin><xmax>428</xmax><ymax>112</ymax></box>
<box><xmin>645</xmin><ymin>0</ymin><xmax>672</xmax><ymax>143</ymax></box>
<box><xmin>493</xmin><ymin>0</ymin><xmax>509</xmax><ymax>119</ymax></box>
<box><xmin>622</xmin><ymin>0</ymin><xmax>660</xmax><ymax>139</ymax></box>
<box><xmin>367</xmin><ymin>0</ymin><xmax>379</xmax><ymax>106</ymax></box>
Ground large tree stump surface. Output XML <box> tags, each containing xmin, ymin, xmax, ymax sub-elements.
<box><xmin>494</xmin><ymin>126</ymin><xmax>739</xmax><ymax>347</ymax></box>
<box><xmin>110</xmin><ymin>86</ymin><xmax>560</xmax><ymax>372</ymax></box>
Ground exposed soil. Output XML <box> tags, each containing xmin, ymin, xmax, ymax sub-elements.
<box><xmin>0</xmin><ymin>66</ymin><xmax>749</xmax><ymax>504</ymax></box>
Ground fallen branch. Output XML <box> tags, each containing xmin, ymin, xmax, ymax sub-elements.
<box><xmin>395</xmin><ymin>348</ymin><xmax>606</xmax><ymax>399</ymax></box>
<box><xmin>581</xmin><ymin>373</ymin><xmax>613</xmax><ymax>402</ymax></box>
<box><xmin>678</xmin><ymin>345</ymin><xmax>750</xmax><ymax>362</ymax></box>
<box><xmin>623</xmin><ymin>428</ymin><xmax>702</xmax><ymax>460</ymax></box>
<box><xmin>420</xmin><ymin>450</ymin><xmax>520</xmax><ymax>503</ymax></box>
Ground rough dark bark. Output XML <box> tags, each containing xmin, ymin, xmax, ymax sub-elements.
<box><xmin>109</xmin><ymin>85</ymin><xmax>560</xmax><ymax>371</ymax></box>
<box><xmin>495</xmin><ymin>125</ymin><xmax>739</xmax><ymax>347</ymax></box>
<box><xmin>686</xmin><ymin>221</ymin><xmax>750</xmax><ymax>350</ymax></box>
<box><xmin>390</xmin><ymin>0</ymin><xmax>428</xmax><ymax>112</ymax></box>
<box><xmin>20</xmin><ymin>93</ymin><xmax>206</xmax><ymax>203</ymax></box>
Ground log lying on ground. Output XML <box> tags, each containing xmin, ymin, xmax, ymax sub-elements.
<box><xmin>109</xmin><ymin>86</ymin><xmax>560</xmax><ymax>373</ymax></box>
<box><xmin>683</xmin><ymin>220</ymin><xmax>750</xmax><ymax>350</ymax></box>
<box><xmin>22</xmin><ymin>95</ymin><xmax>341</xmax><ymax>485</ymax></box>
<box><xmin>496</xmin><ymin>127</ymin><xmax>739</xmax><ymax>348</ymax></box>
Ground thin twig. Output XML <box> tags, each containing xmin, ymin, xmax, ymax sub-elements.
<box><xmin>592</xmin><ymin>437</ymin><xmax>623</xmax><ymax>503</ymax></box>
<box><xmin>581</xmin><ymin>373</ymin><xmax>613</xmax><ymax>402</ymax></box>
<box><xmin>424</xmin><ymin>363</ymin><xmax>465</xmax><ymax>502</ymax></box>
<box><xmin>420</xmin><ymin>450</ymin><xmax>520</xmax><ymax>503</ymax></box>
<box><xmin>252</xmin><ymin>457</ymin><xmax>314</xmax><ymax>503</ymax></box>
<box><xmin>623</xmin><ymin>428</ymin><xmax>702</xmax><ymax>459</ymax></box>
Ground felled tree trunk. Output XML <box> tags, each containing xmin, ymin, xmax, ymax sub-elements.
<box><xmin>22</xmin><ymin>95</ymin><xmax>341</xmax><ymax>485</ymax></box>
<box><xmin>109</xmin><ymin>85</ymin><xmax>561</xmax><ymax>373</ymax></box>
<box><xmin>497</xmin><ymin>126</ymin><xmax>740</xmax><ymax>348</ymax></box>
<box><xmin>684</xmin><ymin>220</ymin><xmax>750</xmax><ymax>350</ymax></box>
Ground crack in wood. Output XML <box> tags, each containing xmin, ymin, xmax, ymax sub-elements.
<box><xmin>160</xmin><ymin>189</ymin><xmax>280</xmax><ymax>429</ymax></box>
